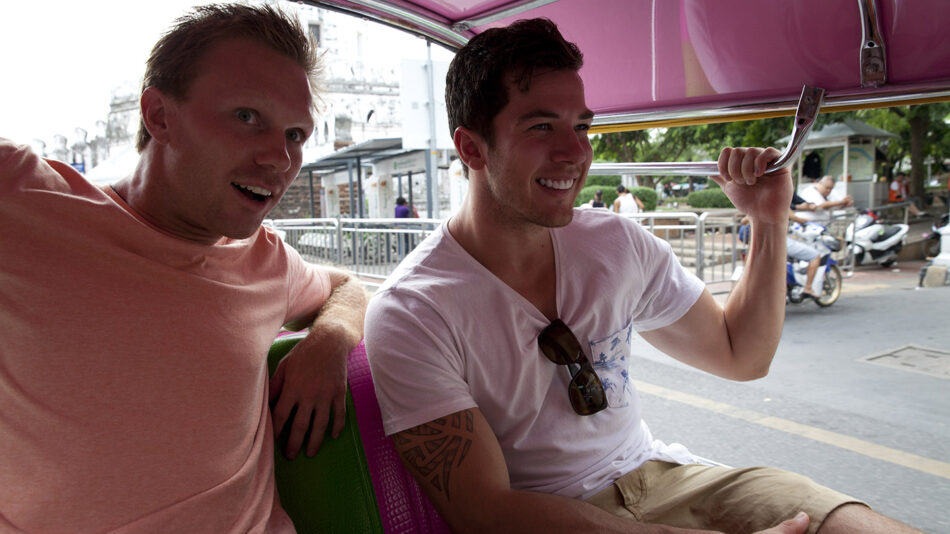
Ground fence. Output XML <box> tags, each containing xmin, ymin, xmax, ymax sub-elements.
<box><xmin>268</xmin><ymin>211</ymin><xmax>760</xmax><ymax>293</ymax></box>
<box><xmin>267</xmin><ymin>217</ymin><xmax>442</xmax><ymax>289</ymax></box>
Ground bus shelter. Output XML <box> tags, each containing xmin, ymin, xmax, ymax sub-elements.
<box><xmin>781</xmin><ymin>119</ymin><xmax>898</xmax><ymax>208</ymax></box>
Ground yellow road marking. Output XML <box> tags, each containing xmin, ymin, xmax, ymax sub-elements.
<box><xmin>635</xmin><ymin>380</ymin><xmax>950</xmax><ymax>480</ymax></box>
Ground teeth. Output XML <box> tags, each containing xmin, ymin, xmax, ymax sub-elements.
<box><xmin>234</xmin><ymin>183</ymin><xmax>273</xmax><ymax>197</ymax></box>
<box><xmin>538</xmin><ymin>178</ymin><xmax>575</xmax><ymax>190</ymax></box>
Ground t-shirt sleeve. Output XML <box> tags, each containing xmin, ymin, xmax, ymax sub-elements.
<box><xmin>364</xmin><ymin>290</ymin><xmax>476</xmax><ymax>436</ymax></box>
<box><xmin>281</xmin><ymin>236</ymin><xmax>332</xmax><ymax>325</ymax></box>
<box><xmin>626</xmin><ymin>225</ymin><xmax>705</xmax><ymax>332</ymax></box>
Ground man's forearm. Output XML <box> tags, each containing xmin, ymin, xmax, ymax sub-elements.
<box><xmin>307</xmin><ymin>273</ymin><xmax>367</xmax><ymax>347</ymax></box>
<box><xmin>452</xmin><ymin>486</ymin><xmax>715</xmax><ymax>534</ymax></box>
<box><xmin>721</xmin><ymin>219</ymin><xmax>787</xmax><ymax>378</ymax></box>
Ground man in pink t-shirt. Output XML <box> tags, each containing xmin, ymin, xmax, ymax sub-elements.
<box><xmin>0</xmin><ymin>4</ymin><xmax>366</xmax><ymax>533</ymax></box>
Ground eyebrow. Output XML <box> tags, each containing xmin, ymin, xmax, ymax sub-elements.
<box><xmin>516</xmin><ymin>109</ymin><xmax>595</xmax><ymax>123</ymax></box>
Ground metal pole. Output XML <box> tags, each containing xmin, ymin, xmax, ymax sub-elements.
<box><xmin>347</xmin><ymin>161</ymin><xmax>355</xmax><ymax>217</ymax></box>
<box><xmin>424</xmin><ymin>39</ymin><xmax>438</xmax><ymax>219</ymax></box>
<box><xmin>357</xmin><ymin>156</ymin><xmax>364</xmax><ymax>218</ymax></box>
<box><xmin>407</xmin><ymin>170</ymin><xmax>414</xmax><ymax>212</ymax></box>
<box><xmin>308</xmin><ymin>169</ymin><xmax>315</xmax><ymax>218</ymax></box>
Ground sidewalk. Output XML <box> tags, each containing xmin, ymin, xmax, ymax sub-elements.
<box><xmin>842</xmin><ymin>259</ymin><xmax>930</xmax><ymax>294</ymax></box>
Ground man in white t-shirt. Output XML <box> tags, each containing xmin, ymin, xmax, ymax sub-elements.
<box><xmin>366</xmin><ymin>18</ymin><xmax>918</xmax><ymax>534</ymax></box>
<box><xmin>796</xmin><ymin>175</ymin><xmax>853</xmax><ymax>223</ymax></box>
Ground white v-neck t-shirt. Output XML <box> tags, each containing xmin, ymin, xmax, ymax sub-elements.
<box><xmin>366</xmin><ymin>208</ymin><xmax>705</xmax><ymax>499</ymax></box>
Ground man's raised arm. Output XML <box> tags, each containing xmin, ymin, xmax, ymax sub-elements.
<box><xmin>641</xmin><ymin>147</ymin><xmax>792</xmax><ymax>381</ymax></box>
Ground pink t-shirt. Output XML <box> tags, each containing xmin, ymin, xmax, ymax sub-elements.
<box><xmin>0</xmin><ymin>139</ymin><xmax>330</xmax><ymax>532</ymax></box>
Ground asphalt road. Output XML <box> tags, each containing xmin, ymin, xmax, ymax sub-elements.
<box><xmin>630</xmin><ymin>260</ymin><xmax>950</xmax><ymax>533</ymax></box>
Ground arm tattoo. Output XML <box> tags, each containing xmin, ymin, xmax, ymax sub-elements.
<box><xmin>393</xmin><ymin>410</ymin><xmax>475</xmax><ymax>501</ymax></box>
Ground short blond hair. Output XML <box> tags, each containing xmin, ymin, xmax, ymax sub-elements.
<box><xmin>135</xmin><ymin>3</ymin><xmax>323</xmax><ymax>151</ymax></box>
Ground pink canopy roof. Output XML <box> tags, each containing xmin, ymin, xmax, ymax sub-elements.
<box><xmin>308</xmin><ymin>0</ymin><xmax>950</xmax><ymax>131</ymax></box>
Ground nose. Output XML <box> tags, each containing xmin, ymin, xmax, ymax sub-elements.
<box><xmin>255</xmin><ymin>131</ymin><xmax>293</xmax><ymax>172</ymax></box>
<box><xmin>552</xmin><ymin>128</ymin><xmax>591</xmax><ymax>166</ymax></box>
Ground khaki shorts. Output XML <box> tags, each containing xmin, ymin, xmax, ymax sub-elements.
<box><xmin>585</xmin><ymin>461</ymin><xmax>866</xmax><ymax>534</ymax></box>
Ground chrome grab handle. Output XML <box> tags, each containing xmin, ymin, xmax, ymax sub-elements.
<box><xmin>589</xmin><ymin>85</ymin><xmax>826</xmax><ymax>177</ymax></box>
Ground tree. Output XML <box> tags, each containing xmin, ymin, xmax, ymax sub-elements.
<box><xmin>592</xmin><ymin>103</ymin><xmax>950</xmax><ymax>203</ymax></box>
<box><xmin>856</xmin><ymin>103</ymin><xmax>950</xmax><ymax>197</ymax></box>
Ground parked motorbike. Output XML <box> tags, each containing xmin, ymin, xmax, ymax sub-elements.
<box><xmin>787</xmin><ymin>222</ymin><xmax>843</xmax><ymax>307</ymax></box>
<box><xmin>845</xmin><ymin>209</ymin><xmax>909</xmax><ymax>268</ymax></box>
<box><xmin>920</xmin><ymin>213</ymin><xmax>949</xmax><ymax>259</ymax></box>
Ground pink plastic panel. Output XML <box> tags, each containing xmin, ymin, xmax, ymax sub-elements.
<box><xmin>317</xmin><ymin>0</ymin><xmax>950</xmax><ymax>116</ymax></box>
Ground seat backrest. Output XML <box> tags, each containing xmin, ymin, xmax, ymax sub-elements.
<box><xmin>267</xmin><ymin>334</ymin><xmax>451</xmax><ymax>534</ymax></box>
<box><xmin>268</xmin><ymin>334</ymin><xmax>384</xmax><ymax>533</ymax></box>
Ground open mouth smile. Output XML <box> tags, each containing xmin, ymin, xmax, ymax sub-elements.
<box><xmin>233</xmin><ymin>182</ymin><xmax>273</xmax><ymax>203</ymax></box>
<box><xmin>538</xmin><ymin>178</ymin><xmax>576</xmax><ymax>190</ymax></box>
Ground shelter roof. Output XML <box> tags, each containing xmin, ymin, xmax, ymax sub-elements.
<box><xmin>301</xmin><ymin>138</ymin><xmax>413</xmax><ymax>174</ymax></box>
<box><xmin>778</xmin><ymin>119</ymin><xmax>897</xmax><ymax>145</ymax></box>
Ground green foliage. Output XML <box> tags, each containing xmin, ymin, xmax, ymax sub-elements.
<box><xmin>631</xmin><ymin>186</ymin><xmax>658</xmax><ymax>211</ymax></box>
<box><xmin>686</xmin><ymin>188</ymin><xmax>734</xmax><ymax>209</ymax></box>
<box><xmin>575</xmin><ymin>185</ymin><xmax>616</xmax><ymax>207</ymax></box>
<box><xmin>591</xmin><ymin>102</ymin><xmax>950</xmax><ymax>202</ymax></box>
<box><xmin>575</xmin><ymin>185</ymin><xmax>658</xmax><ymax>211</ymax></box>
<box><xmin>584</xmin><ymin>175</ymin><xmax>622</xmax><ymax>188</ymax></box>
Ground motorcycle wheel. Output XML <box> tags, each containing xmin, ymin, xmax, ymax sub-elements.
<box><xmin>921</xmin><ymin>238</ymin><xmax>941</xmax><ymax>259</ymax></box>
<box><xmin>815</xmin><ymin>265</ymin><xmax>842</xmax><ymax>307</ymax></box>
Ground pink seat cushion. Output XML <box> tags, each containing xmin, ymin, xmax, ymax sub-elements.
<box><xmin>347</xmin><ymin>342</ymin><xmax>452</xmax><ymax>534</ymax></box>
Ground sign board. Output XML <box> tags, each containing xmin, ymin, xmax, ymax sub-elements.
<box><xmin>400</xmin><ymin>59</ymin><xmax>453</xmax><ymax>150</ymax></box>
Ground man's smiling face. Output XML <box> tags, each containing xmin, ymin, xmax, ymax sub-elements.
<box><xmin>477</xmin><ymin>68</ymin><xmax>593</xmax><ymax>230</ymax></box>
<box><xmin>148</xmin><ymin>37</ymin><xmax>315</xmax><ymax>243</ymax></box>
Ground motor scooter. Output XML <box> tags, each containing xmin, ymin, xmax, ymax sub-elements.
<box><xmin>787</xmin><ymin>222</ymin><xmax>842</xmax><ymax>307</ymax></box>
<box><xmin>920</xmin><ymin>213</ymin><xmax>949</xmax><ymax>259</ymax></box>
<box><xmin>845</xmin><ymin>209</ymin><xmax>909</xmax><ymax>268</ymax></box>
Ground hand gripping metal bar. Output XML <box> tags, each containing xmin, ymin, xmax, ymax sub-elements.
<box><xmin>589</xmin><ymin>85</ymin><xmax>826</xmax><ymax>177</ymax></box>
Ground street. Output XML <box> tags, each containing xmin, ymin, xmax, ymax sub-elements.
<box><xmin>630</xmin><ymin>260</ymin><xmax>950</xmax><ymax>533</ymax></box>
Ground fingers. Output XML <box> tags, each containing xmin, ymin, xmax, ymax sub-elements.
<box><xmin>285</xmin><ymin>404</ymin><xmax>315</xmax><ymax>459</ymax></box>
<box><xmin>304</xmin><ymin>403</ymin><xmax>329</xmax><ymax>457</ymax></box>
<box><xmin>759</xmin><ymin>511</ymin><xmax>809</xmax><ymax>534</ymax></box>
<box><xmin>331</xmin><ymin>392</ymin><xmax>346</xmax><ymax>439</ymax></box>
<box><xmin>717</xmin><ymin>147</ymin><xmax>782</xmax><ymax>186</ymax></box>
<box><xmin>269</xmin><ymin>364</ymin><xmax>285</xmax><ymax>404</ymax></box>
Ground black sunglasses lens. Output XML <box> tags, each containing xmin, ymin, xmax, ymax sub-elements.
<box><xmin>569</xmin><ymin>368</ymin><xmax>607</xmax><ymax>415</ymax></box>
<box><xmin>538</xmin><ymin>319</ymin><xmax>582</xmax><ymax>365</ymax></box>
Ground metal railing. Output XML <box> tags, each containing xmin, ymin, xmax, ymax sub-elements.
<box><xmin>269</xmin><ymin>212</ymin><xmax>753</xmax><ymax>293</ymax></box>
<box><xmin>268</xmin><ymin>208</ymin><xmax>865</xmax><ymax>292</ymax></box>
<box><xmin>267</xmin><ymin>217</ymin><xmax>442</xmax><ymax>289</ymax></box>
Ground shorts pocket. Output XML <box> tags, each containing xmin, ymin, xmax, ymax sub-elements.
<box><xmin>588</xmin><ymin>321</ymin><xmax>634</xmax><ymax>408</ymax></box>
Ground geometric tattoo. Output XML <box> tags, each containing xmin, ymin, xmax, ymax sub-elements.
<box><xmin>393</xmin><ymin>410</ymin><xmax>475</xmax><ymax>501</ymax></box>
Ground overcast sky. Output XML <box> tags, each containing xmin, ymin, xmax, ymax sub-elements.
<box><xmin>0</xmin><ymin>1</ymin><xmax>217</xmax><ymax>146</ymax></box>
<box><xmin>1</xmin><ymin>0</ymin><xmax>453</xmax><ymax>151</ymax></box>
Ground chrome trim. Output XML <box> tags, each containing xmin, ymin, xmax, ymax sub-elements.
<box><xmin>591</xmin><ymin>81</ymin><xmax>950</xmax><ymax>128</ymax></box>
<box><xmin>313</xmin><ymin>0</ymin><xmax>469</xmax><ymax>46</ymax></box>
<box><xmin>452</xmin><ymin>0</ymin><xmax>560</xmax><ymax>32</ymax></box>
<box><xmin>858</xmin><ymin>0</ymin><xmax>887</xmax><ymax>87</ymax></box>
<box><xmin>590</xmin><ymin>86</ymin><xmax>825</xmax><ymax>176</ymax></box>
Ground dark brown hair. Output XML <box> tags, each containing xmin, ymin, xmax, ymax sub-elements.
<box><xmin>445</xmin><ymin>18</ymin><xmax>583</xmax><ymax>150</ymax></box>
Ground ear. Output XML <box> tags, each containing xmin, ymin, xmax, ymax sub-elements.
<box><xmin>140</xmin><ymin>86</ymin><xmax>172</xmax><ymax>145</ymax></box>
<box><xmin>453</xmin><ymin>126</ymin><xmax>487</xmax><ymax>172</ymax></box>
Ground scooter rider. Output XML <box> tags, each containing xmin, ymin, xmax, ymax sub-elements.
<box><xmin>789</xmin><ymin>193</ymin><xmax>822</xmax><ymax>298</ymax></box>
<box><xmin>743</xmin><ymin>193</ymin><xmax>823</xmax><ymax>299</ymax></box>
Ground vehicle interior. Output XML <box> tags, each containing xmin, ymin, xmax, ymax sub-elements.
<box><xmin>268</xmin><ymin>1</ymin><xmax>950</xmax><ymax>532</ymax></box>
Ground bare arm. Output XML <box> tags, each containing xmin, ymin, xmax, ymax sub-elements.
<box><xmin>270</xmin><ymin>267</ymin><xmax>368</xmax><ymax>458</ymax></box>
<box><xmin>634</xmin><ymin>194</ymin><xmax>645</xmax><ymax>211</ymax></box>
<box><xmin>395</xmin><ymin>409</ymin><xmax>699</xmax><ymax>534</ymax></box>
<box><xmin>393</xmin><ymin>408</ymin><xmax>808</xmax><ymax>534</ymax></box>
<box><xmin>642</xmin><ymin>147</ymin><xmax>791</xmax><ymax>381</ymax></box>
